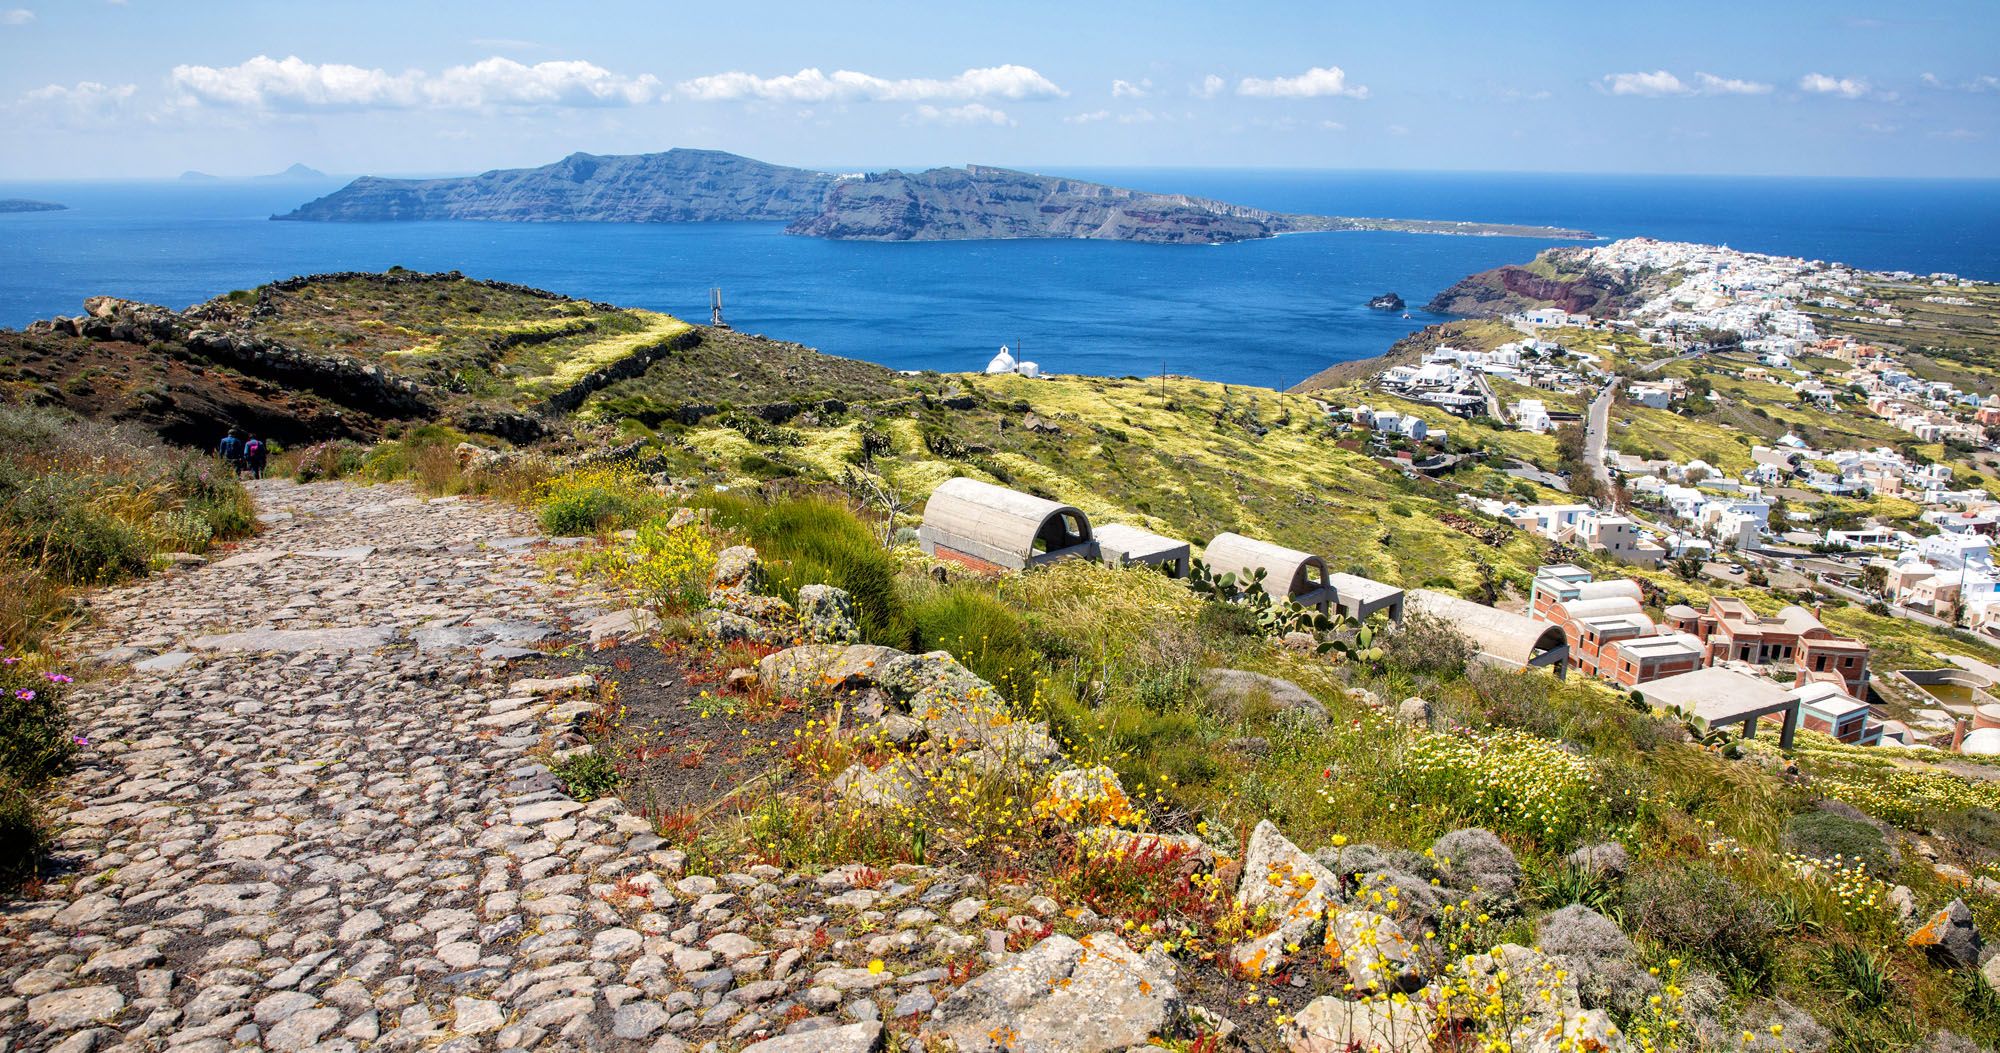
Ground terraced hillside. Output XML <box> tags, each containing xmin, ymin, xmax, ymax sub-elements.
<box><xmin>0</xmin><ymin>271</ymin><xmax>900</xmax><ymax>446</ymax></box>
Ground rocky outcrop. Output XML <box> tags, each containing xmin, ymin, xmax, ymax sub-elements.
<box><xmin>1424</xmin><ymin>257</ymin><xmax>1631</xmax><ymax>318</ymax></box>
<box><xmin>923</xmin><ymin>932</ymin><xmax>1181</xmax><ymax>1053</ymax></box>
<box><xmin>277</xmin><ymin>149</ymin><xmax>840</xmax><ymax>224</ymax></box>
<box><xmin>1367</xmin><ymin>292</ymin><xmax>1406</xmax><ymax>310</ymax></box>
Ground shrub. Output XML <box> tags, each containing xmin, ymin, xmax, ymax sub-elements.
<box><xmin>536</xmin><ymin>466</ymin><xmax>661</xmax><ymax>536</ymax></box>
<box><xmin>0</xmin><ymin>478</ymin><xmax>150</xmax><ymax>585</ymax></box>
<box><xmin>1782</xmin><ymin>809</ymin><xmax>1895</xmax><ymax>876</ymax></box>
<box><xmin>291</xmin><ymin>440</ymin><xmax>368</xmax><ymax>482</ymax></box>
<box><xmin>1396</xmin><ymin>726</ymin><xmax>1602</xmax><ymax>845</ymax></box>
<box><xmin>1381</xmin><ymin>612</ymin><xmax>1475</xmax><ymax>678</ymax></box>
<box><xmin>700</xmin><ymin>493</ymin><xmax>908</xmax><ymax>645</ymax></box>
<box><xmin>615</xmin><ymin>520</ymin><xmax>715</xmax><ymax>614</ymax></box>
<box><xmin>1625</xmin><ymin>862</ymin><xmax>1774</xmax><ymax>975</ymax></box>
<box><xmin>0</xmin><ymin>656</ymin><xmax>77</xmax><ymax>889</ymax></box>
<box><xmin>908</xmin><ymin>587</ymin><xmax>1042</xmax><ymax>704</ymax></box>
<box><xmin>552</xmin><ymin>750</ymin><xmax>621</xmax><ymax>803</ymax></box>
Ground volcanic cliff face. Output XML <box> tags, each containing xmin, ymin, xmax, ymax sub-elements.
<box><xmin>785</xmin><ymin>165</ymin><xmax>1300</xmax><ymax>244</ymax></box>
<box><xmin>1424</xmin><ymin>259</ymin><xmax>1632</xmax><ymax>318</ymax></box>
<box><xmin>275</xmin><ymin>149</ymin><xmax>840</xmax><ymax>223</ymax></box>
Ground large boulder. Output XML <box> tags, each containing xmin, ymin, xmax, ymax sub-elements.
<box><xmin>1036</xmin><ymin>766</ymin><xmax>1138</xmax><ymax>828</ymax></box>
<box><xmin>1327</xmin><ymin>909</ymin><xmax>1419</xmax><ymax>992</ymax></box>
<box><xmin>796</xmin><ymin>584</ymin><xmax>861</xmax><ymax>644</ymax></box>
<box><xmin>582</xmin><ymin>608</ymin><xmax>661</xmax><ymax>647</ymax></box>
<box><xmin>1283</xmin><ymin>996</ymin><xmax>1434</xmax><ymax>1053</ymax></box>
<box><xmin>1237</xmin><ymin>820</ymin><xmax>1342</xmax><ymax>924</ymax></box>
<box><xmin>1200</xmin><ymin>669</ymin><xmax>1328</xmax><ymax>723</ymax></box>
<box><xmin>1432</xmin><ymin>828</ymin><xmax>1521</xmax><ymax>905</ymax></box>
<box><xmin>697</xmin><ymin>609</ymin><xmax>787</xmax><ymax>646</ymax></box>
<box><xmin>757</xmin><ymin>643</ymin><xmax>904</xmax><ymax>698</ymax></box>
<box><xmin>923</xmin><ymin>933</ymin><xmax>1180</xmax><ymax>1053</ymax></box>
<box><xmin>833</xmin><ymin>759</ymin><xmax>927</xmax><ymax>810</ymax></box>
<box><xmin>1910</xmin><ymin>899</ymin><xmax>1983</xmax><ymax>968</ymax></box>
<box><xmin>1431</xmin><ymin>944</ymin><xmax>1577</xmax><ymax>1031</ymax></box>
<box><xmin>711</xmin><ymin>545</ymin><xmax>765</xmax><ymax>592</ymax></box>
<box><xmin>876</xmin><ymin>650</ymin><xmax>1000</xmax><ymax>713</ymax></box>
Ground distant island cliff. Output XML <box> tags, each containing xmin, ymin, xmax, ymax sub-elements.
<box><xmin>0</xmin><ymin>199</ymin><xmax>66</xmax><ymax>214</ymax></box>
<box><xmin>277</xmin><ymin>148</ymin><xmax>1595</xmax><ymax>244</ymax></box>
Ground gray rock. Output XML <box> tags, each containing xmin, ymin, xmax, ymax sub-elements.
<box><xmin>27</xmin><ymin>986</ymin><xmax>126</xmax><ymax>1031</ymax></box>
<box><xmin>924</xmin><ymin>933</ymin><xmax>1180</xmax><ymax>1053</ymax></box>
<box><xmin>740</xmin><ymin>1020</ymin><xmax>881</xmax><ymax>1053</ymax></box>
<box><xmin>1284</xmin><ymin>996</ymin><xmax>1434</xmax><ymax>1053</ymax></box>
<box><xmin>1913</xmin><ymin>899</ymin><xmax>1983</xmax><ymax>967</ymax></box>
<box><xmin>796</xmin><ymin>585</ymin><xmax>861</xmax><ymax>645</ymax></box>
<box><xmin>1200</xmin><ymin>668</ymin><xmax>1327</xmax><ymax>723</ymax></box>
<box><xmin>612</xmin><ymin>1001</ymin><xmax>671</xmax><ymax>1040</ymax></box>
<box><xmin>1237</xmin><ymin>820</ymin><xmax>1341</xmax><ymax>922</ymax></box>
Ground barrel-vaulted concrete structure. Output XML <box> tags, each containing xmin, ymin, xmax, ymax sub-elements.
<box><xmin>1407</xmin><ymin>589</ymin><xmax>1569</xmax><ymax>676</ymax></box>
<box><xmin>917</xmin><ymin>477</ymin><xmax>1095</xmax><ymax>572</ymax></box>
<box><xmin>1202</xmin><ymin>532</ymin><xmax>1336</xmax><ymax>612</ymax></box>
<box><xmin>1094</xmin><ymin>523</ymin><xmax>1191</xmax><ymax>578</ymax></box>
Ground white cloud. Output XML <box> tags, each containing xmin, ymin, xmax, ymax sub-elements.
<box><xmin>14</xmin><ymin>80</ymin><xmax>138</xmax><ymax>122</ymax></box>
<box><xmin>2</xmin><ymin>8</ymin><xmax>34</xmax><ymax>23</ymax></box>
<box><xmin>167</xmin><ymin>54</ymin><xmax>662</xmax><ymax>111</ymax></box>
<box><xmin>1694</xmin><ymin>72</ymin><xmax>1771</xmax><ymax>95</ymax></box>
<box><xmin>1799</xmin><ymin>72</ymin><xmax>1869</xmax><ymax>98</ymax></box>
<box><xmin>905</xmin><ymin>102</ymin><xmax>1013</xmax><ymax>126</ymax></box>
<box><xmin>1924</xmin><ymin>72</ymin><xmax>2000</xmax><ymax>93</ymax></box>
<box><xmin>678</xmin><ymin>65</ymin><xmax>1062</xmax><ymax>103</ymax></box>
<box><xmin>1064</xmin><ymin>110</ymin><xmax>1110</xmax><ymax>124</ymax></box>
<box><xmin>1601</xmin><ymin>70</ymin><xmax>1688</xmax><ymax>96</ymax></box>
<box><xmin>1191</xmin><ymin>74</ymin><xmax>1225</xmax><ymax>99</ymax></box>
<box><xmin>1236</xmin><ymin>65</ymin><xmax>1368</xmax><ymax>99</ymax></box>
<box><xmin>424</xmin><ymin>58</ymin><xmax>662</xmax><ymax>107</ymax></box>
<box><xmin>1602</xmin><ymin>70</ymin><xmax>1772</xmax><ymax>97</ymax></box>
<box><xmin>171</xmin><ymin>56</ymin><xmax>420</xmax><ymax>110</ymax></box>
<box><xmin>1111</xmin><ymin>78</ymin><xmax>1150</xmax><ymax>99</ymax></box>
<box><xmin>1320</xmin><ymin>119</ymin><xmax>1345</xmax><ymax>131</ymax></box>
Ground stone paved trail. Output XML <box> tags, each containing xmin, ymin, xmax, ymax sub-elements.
<box><xmin>0</xmin><ymin>479</ymin><xmax>1188</xmax><ymax>1053</ymax></box>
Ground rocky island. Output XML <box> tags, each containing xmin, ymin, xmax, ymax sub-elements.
<box><xmin>0</xmin><ymin>199</ymin><xmax>65</xmax><ymax>214</ymax></box>
<box><xmin>1367</xmin><ymin>291</ymin><xmax>1406</xmax><ymax>310</ymax></box>
<box><xmin>277</xmin><ymin>148</ymin><xmax>1596</xmax><ymax>244</ymax></box>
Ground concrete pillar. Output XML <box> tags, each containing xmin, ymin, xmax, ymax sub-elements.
<box><xmin>1779</xmin><ymin>704</ymin><xmax>1799</xmax><ymax>752</ymax></box>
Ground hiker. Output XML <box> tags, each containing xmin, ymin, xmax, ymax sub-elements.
<box><xmin>217</xmin><ymin>429</ymin><xmax>242</xmax><ymax>473</ymax></box>
<box><xmin>243</xmin><ymin>436</ymin><xmax>267</xmax><ymax>479</ymax></box>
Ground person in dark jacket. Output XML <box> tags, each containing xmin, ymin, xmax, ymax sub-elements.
<box><xmin>243</xmin><ymin>436</ymin><xmax>268</xmax><ymax>479</ymax></box>
<box><xmin>218</xmin><ymin>430</ymin><xmax>242</xmax><ymax>472</ymax></box>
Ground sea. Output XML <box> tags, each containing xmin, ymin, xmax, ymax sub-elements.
<box><xmin>2</xmin><ymin>170</ymin><xmax>1996</xmax><ymax>389</ymax></box>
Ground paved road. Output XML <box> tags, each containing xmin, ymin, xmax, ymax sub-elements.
<box><xmin>1815</xmin><ymin>574</ymin><xmax>1957</xmax><ymax>630</ymax></box>
<box><xmin>1583</xmin><ymin>378</ymin><xmax>1619</xmax><ymax>496</ymax></box>
<box><xmin>1471</xmin><ymin>374</ymin><xmax>1506</xmax><ymax>423</ymax></box>
<box><xmin>0</xmin><ymin>480</ymin><xmax>1157</xmax><ymax>1053</ymax></box>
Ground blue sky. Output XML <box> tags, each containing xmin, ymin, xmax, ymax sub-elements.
<box><xmin>1</xmin><ymin>0</ymin><xmax>1995</xmax><ymax>179</ymax></box>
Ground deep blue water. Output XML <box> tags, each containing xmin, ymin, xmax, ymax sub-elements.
<box><xmin>1</xmin><ymin>170</ymin><xmax>1995</xmax><ymax>388</ymax></box>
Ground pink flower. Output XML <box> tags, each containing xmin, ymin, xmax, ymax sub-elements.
<box><xmin>45</xmin><ymin>672</ymin><xmax>73</xmax><ymax>684</ymax></box>
<box><xmin>1</xmin><ymin>656</ymin><xmax>16</xmax><ymax>665</ymax></box>
<box><xmin>72</xmin><ymin>735</ymin><xmax>89</xmax><ymax>746</ymax></box>
<box><xmin>13</xmin><ymin>689</ymin><xmax>34</xmax><ymax>702</ymax></box>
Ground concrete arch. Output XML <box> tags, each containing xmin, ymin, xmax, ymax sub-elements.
<box><xmin>918</xmin><ymin>477</ymin><xmax>1094</xmax><ymax>571</ymax></box>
